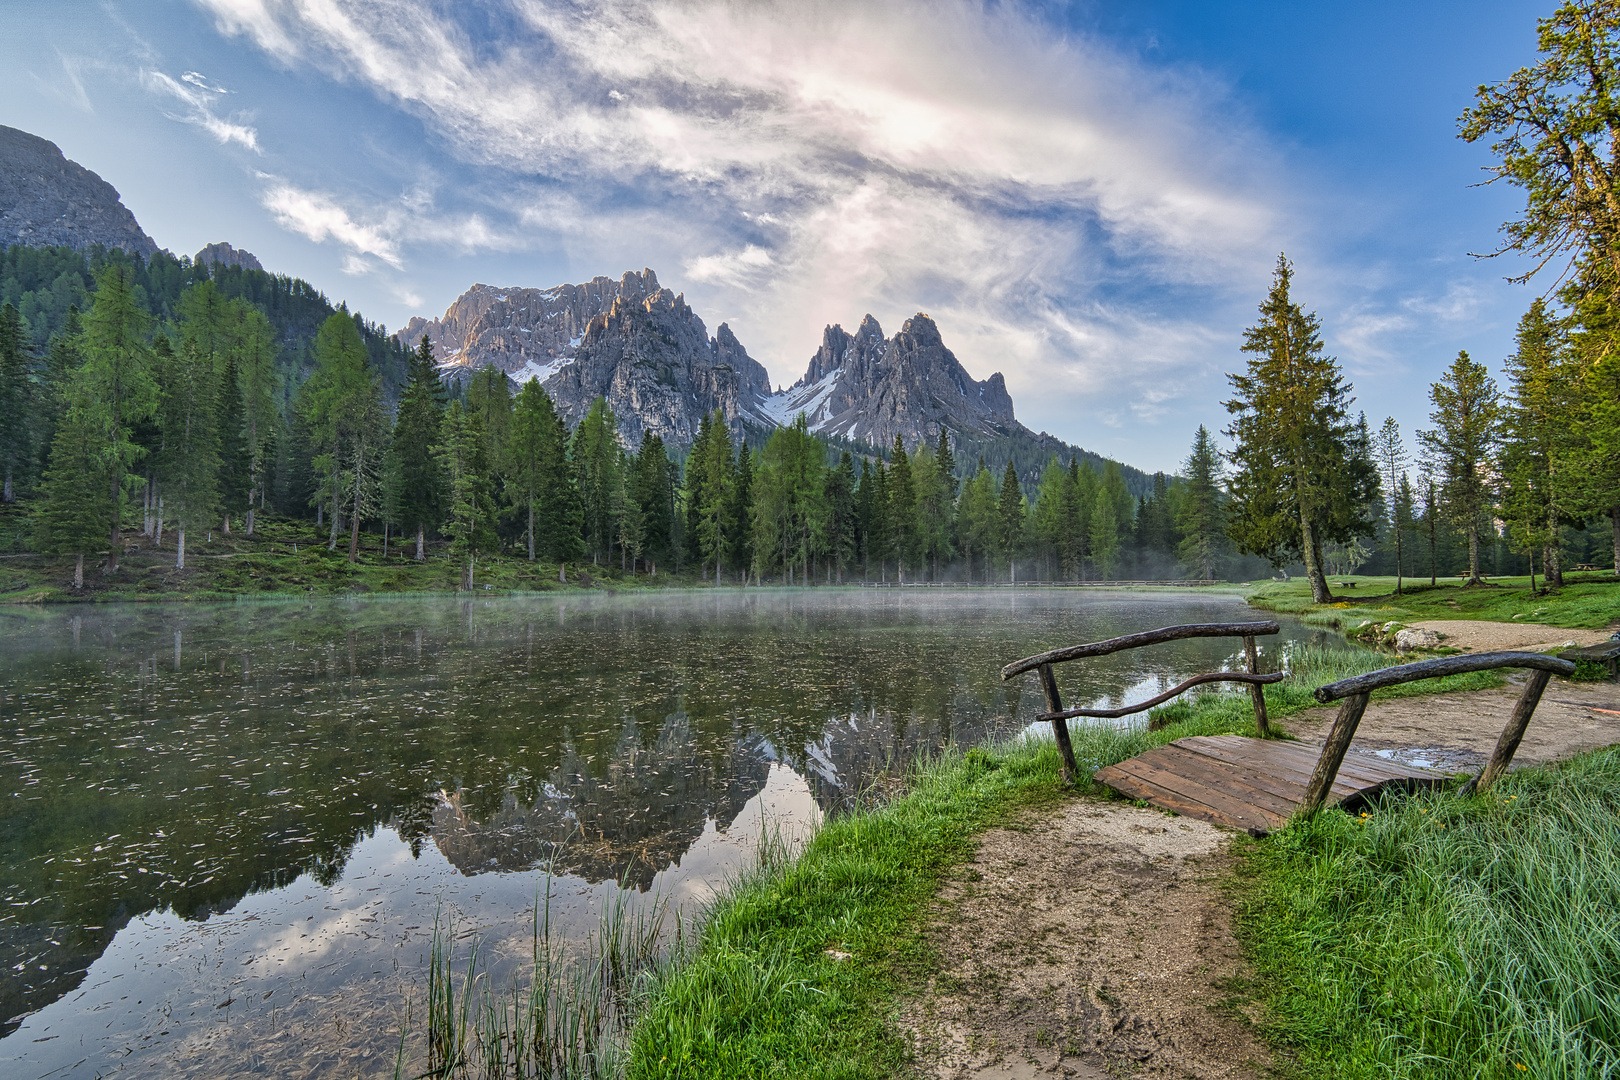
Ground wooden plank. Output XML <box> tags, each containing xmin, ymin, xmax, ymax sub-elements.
<box><xmin>1173</xmin><ymin>738</ymin><xmax>1365</xmax><ymax>797</ymax></box>
<box><xmin>1117</xmin><ymin>749</ymin><xmax>1307</xmax><ymax>821</ymax></box>
<box><xmin>1094</xmin><ymin>765</ymin><xmax>1281</xmax><ymax>834</ymax></box>
<box><xmin>1185</xmin><ymin>735</ymin><xmax>1444</xmax><ymax>785</ymax></box>
<box><xmin>1148</xmin><ymin>745</ymin><xmax>1348</xmax><ymax>810</ymax></box>
<box><xmin>1096</xmin><ymin>754</ymin><xmax>1288</xmax><ymax>831</ymax></box>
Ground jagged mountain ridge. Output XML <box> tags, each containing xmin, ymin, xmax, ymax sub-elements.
<box><xmin>0</xmin><ymin>125</ymin><xmax>159</xmax><ymax>257</ymax></box>
<box><xmin>397</xmin><ymin>270</ymin><xmax>773</xmax><ymax>446</ymax></box>
<box><xmin>758</xmin><ymin>312</ymin><xmax>1018</xmax><ymax>449</ymax></box>
<box><xmin>402</xmin><ymin>272</ymin><xmax>1152</xmax><ymax>492</ymax></box>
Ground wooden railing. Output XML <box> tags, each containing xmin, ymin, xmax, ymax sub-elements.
<box><xmin>1305</xmin><ymin>651</ymin><xmax>1577</xmax><ymax>814</ymax></box>
<box><xmin>1001</xmin><ymin>621</ymin><xmax>1283</xmax><ymax>782</ymax></box>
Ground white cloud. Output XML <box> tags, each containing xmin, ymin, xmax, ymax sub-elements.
<box><xmin>261</xmin><ymin>181</ymin><xmax>402</xmax><ymax>267</ymax></box>
<box><xmin>142</xmin><ymin>69</ymin><xmax>260</xmax><ymax>150</ymax></box>
<box><xmin>196</xmin><ymin>0</ymin><xmax>1298</xmax><ymax>448</ymax></box>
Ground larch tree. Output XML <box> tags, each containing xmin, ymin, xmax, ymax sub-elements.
<box><xmin>32</xmin><ymin>406</ymin><xmax>109</xmax><ymax>588</ymax></box>
<box><xmin>1419</xmin><ymin>351</ymin><xmax>1501</xmax><ymax>584</ymax></box>
<box><xmin>507</xmin><ymin>377</ymin><xmax>561</xmax><ymax>562</ymax></box>
<box><xmin>77</xmin><ymin>264</ymin><xmax>158</xmax><ymax>571</ymax></box>
<box><xmin>300</xmin><ymin>313</ymin><xmax>385</xmax><ymax>560</ymax></box>
<box><xmin>435</xmin><ymin>400</ymin><xmax>498</xmax><ymax>590</ymax></box>
<box><xmin>571</xmin><ymin>398</ymin><xmax>623</xmax><ymax>565</ymax></box>
<box><xmin>1224</xmin><ymin>255</ymin><xmax>1375</xmax><ymax>603</ymax></box>
<box><xmin>956</xmin><ymin>462</ymin><xmax>997</xmax><ymax>583</ymax></box>
<box><xmin>155</xmin><ymin>337</ymin><xmax>221</xmax><ymax>569</ymax></box>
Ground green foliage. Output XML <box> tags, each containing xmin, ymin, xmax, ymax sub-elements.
<box><xmin>389</xmin><ymin>337</ymin><xmax>448</xmax><ymax>551</ymax></box>
<box><xmin>434</xmin><ymin>401</ymin><xmax>498</xmax><ymax>588</ymax></box>
<box><xmin>1420</xmin><ymin>351</ymin><xmax>1501</xmax><ymax>582</ymax></box>
<box><xmin>572</xmin><ymin>398</ymin><xmax>624</xmax><ymax>565</ymax></box>
<box><xmin>1178</xmin><ymin>425</ymin><xmax>1225</xmax><ymax>579</ymax></box>
<box><xmin>752</xmin><ymin>414</ymin><xmax>827</xmax><ymax>583</ymax></box>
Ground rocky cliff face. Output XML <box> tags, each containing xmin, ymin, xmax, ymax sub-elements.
<box><xmin>194</xmin><ymin>241</ymin><xmax>262</xmax><ymax>272</ymax></box>
<box><xmin>399</xmin><ymin>270</ymin><xmax>773</xmax><ymax>447</ymax></box>
<box><xmin>760</xmin><ymin>312</ymin><xmax>1018</xmax><ymax>450</ymax></box>
<box><xmin>0</xmin><ymin>126</ymin><xmax>159</xmax><ymax>257</ymax></box>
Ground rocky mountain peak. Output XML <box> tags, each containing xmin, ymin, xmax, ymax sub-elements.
<box><xmin>0</xmin><ymin>125</ymin><xmax>159</xmax><ymax>258</ymax></box>
<box><xmin>194</xmin><ymin>241</ymin><xmax>262</xmax><ymax>272</ymax></box>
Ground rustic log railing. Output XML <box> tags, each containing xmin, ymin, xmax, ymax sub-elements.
<box><xmin>1001</xmin><ymin>621</ymin><xmax>1283</xmax><ymax>782</ymax></box>
<box><xmin>1304</xmin><ymin>651</ymin><xmax>1577</xmax><ymax>815</ymax></box>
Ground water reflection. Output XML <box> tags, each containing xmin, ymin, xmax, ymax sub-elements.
<box><xmin>0</xmin><ymin>589</ymin><xmax>1345</xmax><ymax>1076</ymax></box>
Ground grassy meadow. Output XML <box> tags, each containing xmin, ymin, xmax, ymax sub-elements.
<box><xmin>1245</xmin><ymin>572</ymin><xmax>1620</xmax><ymax>632</ymax></box>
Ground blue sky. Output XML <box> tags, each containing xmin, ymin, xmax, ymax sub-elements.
<box><xmin>1</xmin><ymin>0</ymin><xmax>1551</xmax><ymax>472</ymax></box>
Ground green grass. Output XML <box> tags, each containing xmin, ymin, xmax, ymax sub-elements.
<box><xmin>1233</xmin><ymin>746</ymin><xmax>1620</xmax><ymax>1080</ymax></box>
<box><xmin>1246</xmin><ymin>574</ymin><xmax>1620</xmax><ymax>631</ymax></box>
<box><xmin>0</xmin><ymin>509</ymin><xmax>675</xmax><ymax>602</ymax></box>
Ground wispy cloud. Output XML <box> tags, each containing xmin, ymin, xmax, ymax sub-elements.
<box><xmin>196</xmin><ymin>0</ymin><xmax>1296</xmax><ymax>434</ymax></box>
<box><xmin>261</xmin><ymin>181</ymin><xmax>401</xmax><ymax>266</ymax></box>
<box><xmin>142</xmin><ymin>68</ymin><xmax>260</xmax><ymax>150</ymax></box>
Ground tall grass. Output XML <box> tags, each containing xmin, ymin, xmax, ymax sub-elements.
<box><xmin>399</xmin><ymin>882</ymin><xmax>671</xmax><ymax>1080</ymax></box>
<box><xmin>1235</xmin><ymin>746</ymin><xmax>1620</xmax><ymax>1079</ymax></box>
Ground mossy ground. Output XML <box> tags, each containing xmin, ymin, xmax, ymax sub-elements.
<box><xmin>0</xmin><ymin>506</ymin><xmax>669</xmax><ymax>602</ymax></box>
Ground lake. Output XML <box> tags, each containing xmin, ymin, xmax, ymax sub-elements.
<box><xmin>0</xmin><ymin>588</ymin><xmax>1344</xmax><ymax>1077</ymax></box>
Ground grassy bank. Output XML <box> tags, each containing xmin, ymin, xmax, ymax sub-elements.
<box><xmin>1234</xmin><ymin>746</ymin><xmax>1620</xmax><ymax>1079</ymax></box>
<box><xmin>0</xmin><ymin>509</ymin><xmax>666</xmax><ymax>602</ymax></box>
<box><xmin>1246</xmin><ymin>573</ymin><xmax>1620</xmax><ymax>631</ymax></box>
<box><xmin>617</xmin><ymin>646</ymin><xmax>1503</xmax><ymax>1079</ymax></box>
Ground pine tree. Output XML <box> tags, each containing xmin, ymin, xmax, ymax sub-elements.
<box><xmin>1369</xmin><ymin>418</ymin><xmax>1409</xmax><ymax>593</ymax></box>
<box><xmin>217</xmin><ymin>351</ymin><xmax>251</xmax><ymax>533</ymax></box>
<box><xmin>435</xmin><ymin>401</ymin><xmax>498</xmax><ymax>589</ymax></box>
<box><xmin>234</xmin><ymin>306</ymin><xmax>279</xmax><ymax>534</ymax></box>
<box><xmin>887</xmin><ymin>435</ymin><xmax>916</xmax><ymax>579</ymax></box>
<box><xmin>155</xmin><ymin>337</ymin><xmax>221</xmax><ymax>568</ymax></box>
<box><xmin>1177</xmin><ymin>425</ymin><xmax>1224</xmax><ymax>581</ymax></box>
<box><xmin>632</xmin><ymin>430</ymin><xmax>673</xmax><ymax>573</ymax></box>
<box><xmin>729</xmin><ymin>442</ymin><xmax>755</xmax><ymax>578</ymax></box>
<box><xmin>995</xmin><ymin>460</ymin><xmax>1023</xmax><ymax>581</ymax></box>
<box><xmin>392</xmin><ymin>337</ymin><xmax>448</xmax><ymax>560</ymax></box>
<box><xmin>571</xmin><ymin>398</ymin><xmax>623</xmax><ymax>565</ymax></box>
<box><xmin>1500</xmin><ymin>301</ymin><xmax>1582</xmax><ymax>586</ymax></box>
<box><xmin>1419</xmin><ymin>351</ymin><xmax>1501</xmax><ymax>584</ymax></box>
<box><xmin>0</xmin><ymin>302</ymin><xmax>30</xmax><ymax>502</ymax></box>
<box><xmin>825</xmin><ymin>451</ymin><xmax>857</xmax><ymax>583</ymax></box>
<box><xmin>32</xmin><ymin>406</ymin><xmax>108</xmax><ymax>588</ymax></box>
<box><xmin>1224</xmin><ymin>255</ymin><xmax>1375</xmax><ymax>602</ymax></box>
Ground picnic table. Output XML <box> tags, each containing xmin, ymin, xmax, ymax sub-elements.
<box><xmin>1561</xmin><ymin>638</ymin><xmax>1620</xmax><ymax>679</ymax></box>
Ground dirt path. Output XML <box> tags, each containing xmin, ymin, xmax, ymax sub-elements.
<box><xmin>905</xmin><ymin>664</ymin><xmax>1620</xmax><ymax>1078</ymax></box>
<box><xmin>1403</xmin><ymin>619</ymin><xmax>1613</xmax><ymax>652</ymax></box>
<box><xmin>903</xmin><ymin>802</ymin><xmax>1269</xmax><ymax>1080</ymax></box>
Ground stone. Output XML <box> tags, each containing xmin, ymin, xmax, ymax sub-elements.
<box><xmin>1395</xmin><ymin>628</ymin><xmax>1442</xmax><ymax>650</ymax></box>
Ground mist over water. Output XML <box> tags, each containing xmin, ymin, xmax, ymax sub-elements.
<box><xmin>0</xmin><ymin>588</ymin><xmax>1345</xmax><ymax>1076</ymax></box>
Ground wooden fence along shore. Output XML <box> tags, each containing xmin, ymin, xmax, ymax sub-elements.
<box><xmin>1004</xmin><ymin>623</ymin><xmax>1579</xmax><ymax>834</ymax></box>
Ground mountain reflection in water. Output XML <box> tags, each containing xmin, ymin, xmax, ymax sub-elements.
<box><xmin>0</xmin><ymin>589</ymin><xmax>1341</xmax><ymax>1076</ymax></box>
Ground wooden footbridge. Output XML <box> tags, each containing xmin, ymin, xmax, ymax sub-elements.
<box><xmin>1002</xmin><ymin>623</ymin><xmax>1577</xmax><ymax>835</ymax></box>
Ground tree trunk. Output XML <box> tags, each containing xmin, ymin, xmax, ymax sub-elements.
<box><xmin>466</xmin><ymin>554</ymin><xmax>474</xmax><ymax>591</ymax></box>
<box><xmin>155</xmin><ymin>497</ymin><xmax>163</xmax><ymax>548</ymax></box>
<box><xmin>528</xmin><ymin>503</ymin><xmax>535</xmax><ymax>561</ymax></box>
<box><xmin>246</xmin><ymin>505</ymin><xmax>255</xmax><ymax>536</ymax></box>
<box><xmin>1546</xmin><ymin>503</ymin><xmax>1562</xmax><ymax>587</ymax></box>
<box><xmin>74</xmin><ymin>553</ymin><xmax>83</xmax><ymax>590</ymax></box>
<box><xmin>1299</xmin><ymin>513</ymin><xmax>1333</xmax><ymax>603</ymax></box>
<box><xmin>176</xmin><ymin>525</ymin><xmax>186</xmax><ymax>569</ymax></box>
<box><xmin>349</xmin><ymin>510</ymin><xmax>360</xmax><ymax>562</ymax></box>
<box><xmin>1466</xmin><ymin>519</ymin><xmax>1482</xmax><ymax>584</ymax></box>
<box><xmin>222</xmin><ymin>513</ymin><xmax>231</xmax><ymax>535</ymax></box>
<box><xmin>559</xmin><ymin>563</ymin><xmax>566</xmax><ymax>584</ymax></box>
<box><xmin>383</xmin><ymin>522</ymin><xmax>389</xmax><ymax>559</ymax></box>
<box><xmin>416</xmin><ymin>525</ymin><xmax>425</xmax><ymax>562</ymax></box>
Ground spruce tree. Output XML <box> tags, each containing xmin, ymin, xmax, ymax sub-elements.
<box><xmin>1419</xmin><ymin>351</ymin><xmax>1501</xmax><ymax>584</ymax></box>
<box><xmin>1369</xmin><ymin>418</ymin><xmax>1409</xmax><ymax>593</ymax></box>
<box><xmin>435</xmin><ymin>401</ymin><xmax>497</xmax><ymax>589</ymax></box>
<box><xmin>33</xmin><ymin>407</ymin><xmax>108</xmax><ymax>588</ymax></box>
<box><xmin>1224</xmin><ymin>255</ymin><xmax>1375</xmax><ymax>602</ymax></box>
<box><xmin>887</xmin><ymin>435</ymin><xmax>916</xmax><ymax>579</ymax></box>
<box><xmin>0</xmin><ymin>302</ymin><xmax>30</xmax><ymax>502</ymax></box>
<box><xmin>571</xmin><ymin>398</ymin><xmax>623</xmax><ymax>565</ymax></box>
<box><xmin>391</xmin><ymin>337</ymin><xmax>448</xmax><ymax>559</ymax></box>
<box><xmin>217</xmin><ymin>351</ymin><xmax>251</xmax><ymax>533</ymax></box>
<box><xmin>995</xmin><ymin>460</ymin><xmax>1023</xmax><ymax>581</ymax></box>
<box><xmin>824</xmin><ymin>450</ymin><xmax>857</xmax><ymax>583</ymax></box>
<box><xmin>1177</xmin><ymin>425</ymin><xmax>1224</xmax><ymax>581</ymax></box>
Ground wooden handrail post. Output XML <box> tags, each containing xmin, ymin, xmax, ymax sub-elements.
<box><xmin>1038</xmin><ymin>662</ymin><xmax>1080</xmax><ymax>783</ymax></box>
<box><xmin>1300</xmin><ymin>692</ymin><xmax>1370</xmax><ymax>816</ymax></box>
<box><xmin>1243</xmin><ymin>635</ymin><xmax>1270</xmax><ymax>737</ymax></box>
<box><xmin>1463</xmin><ymin>668</ymin><xmax>1554</xmax><ymax>794</ymax></box>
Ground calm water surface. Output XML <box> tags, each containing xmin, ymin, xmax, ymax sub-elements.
<box><xmin>0</xmin><ymin>588</ymin><xmax>1344</xmax><ymax>1076</ymax></box>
